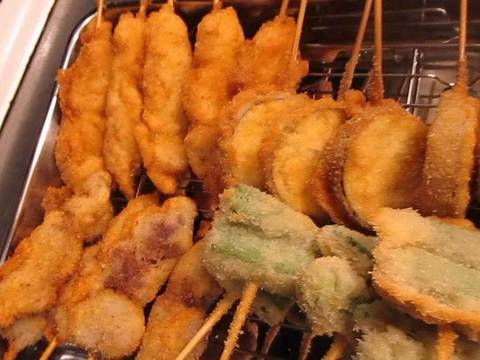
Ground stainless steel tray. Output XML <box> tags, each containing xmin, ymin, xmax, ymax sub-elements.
<box><xmin>1</xmin><ymin>0</ymin><xmax>480</xmax><ymax>359</ymax></box>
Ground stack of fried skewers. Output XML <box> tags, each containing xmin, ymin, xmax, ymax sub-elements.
<box><xmin>1</xmin><ymin>0</ymin><xmax>480</xmax><ymax>359</ymax></box>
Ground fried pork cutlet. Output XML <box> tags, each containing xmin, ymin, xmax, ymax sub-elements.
<box><xmin>204</xmin><ymin>184</ymin><xmax>318</xmax><ymax>297</ymax></box>
<box><xmin>220</xmin><ymin>89</ymin><xmax>311</xmax><ymax>189</ymax></box>
<box><xmin>136</xmin><ymin>4</ymin><xmax>192</xmax><ymax>194</ymax></box>
<box><xmin>372</xmin><ymin>208</ymin><xmax>480</xmax><ymax>339</ymax></box>
<box><xmin>183</xmin><ymin>6</ymin><xmax>244</xmax><ymax>183</ymax></box>
<box><xmin>260</xmin><ymin>97</ymin><xmax>345</xmax><ymax>221</ymax></box>
<box><xmin>416</xmin><ymin>87</ymin><xmax>480</xmax><ymax>218</ymax></box>
<box><xmin>137</xmin><ymin>240</ymin><xmax>222</xmax><ymax>360</ymax></box>
<box><xmin>104</xmin><ymin>9</ymin><xmax>147</xmax><ymax>198</ymax></box>
<box><xmin>0</xmin><ymin>211</ymin><xmax>82</xmax><ymax>328</ymax></box>
<box><xmin>234</xmin><ymin>14</ymin><xmax>308</xmax><ymax>92</ymax></box>
<box><xmin>1</xmin><ymin>315</ymin><xmax>47</xmax><ymax>360</ymax></box>
<box><xmin>55</xmin><ymin>19</ymin><xmax>113</xmax><ymax>194</ymax></box>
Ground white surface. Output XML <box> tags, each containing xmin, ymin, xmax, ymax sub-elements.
<box><xmin>0</xmin><ymin>0</ymin><xmax>55</xmax><ymax>129</ymax></box>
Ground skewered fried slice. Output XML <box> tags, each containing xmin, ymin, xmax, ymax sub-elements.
<box><xmin>372</xmin><ymin>208</ymin><xmax>480</xmax><ymax>336</ymax></box>
<box><xmin>220</xmin><ymin>89</ymin><xmax>311</xmax><ymax>188</ymax></box>
<box><xmin>137</xmin><ymin>240</ymin><xmax>222</xmax><ymax>360</ymax></box>
<box><xmin>55</xmin><ymin>19</ymin><xmax>113</xmax><ymax>194</ymax></box>
<box><xmin>416</xmin><ymin>88</ymin><xmax>480</xmax><ymax>218</ymax></box>
<box><xmin>0</xmin><ymin>211</ymin><xmax>82</xmax><ymax>328</ymax></box>
<box><xmin>1</xmin><ymin>315</ymin><xmax>47</xmax><ymax>360</ymax></box>
<box><xmin>104</xmin><ymin>10</ymin><xmax>146</xmax><ymax>198</ymax></box>
<box><xmin>313</xmin><ymin>100</ymin><xmax>427</xmax><ymax>230</ymax></box>
<box><xmin>136</xmin><ymin>4</ymin><xmax>192</xmax><ymax>194</ymax></box>
<box><xmin>260</xmin><ymin>97</ymin><xmax>345</xmax><ymax>220</ymax></box>
<box><xmin>235</xmin><ymin>14</ymin><xmax>308</xmax><ymax>92</ymax></box>
<box><xmin>183</xmin><ymin>6</ymin><xmax>245</xmax><ymax>181</ymax></box>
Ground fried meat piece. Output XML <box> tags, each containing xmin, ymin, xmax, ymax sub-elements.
<box><xmin>0</xmin><ymin>211</ymin><xmax>82</xmax><ymax>328</ymax></box>
<box><xmin>136</xmin><ymin>240</ymin><xmax>222</xmax><ymax>360</ymax></box>
<box><xmin>260</xmin><ymin>97</ymin><xmax>345</xmax><ymax>220</ymax></box>
<box><xmin>416</xmin><ymin>88</ymin><xmax>480</xmax><ymax>218</ymax></box>
<box><xmin>312</xmin><ymin>100</ymin><xmax>427</xmax><ymax>230</ymax></box>
<box><xmin>220</xmin><ymin>89</ymin><xmax>310</xmax><ymax>189</ymax></box>
<box><xmin>1</xmin><ymin>315</ymin><xmax>48</xmax><ymax>360</ymax></box>
<box><xmin>183</xmin><ymin>6</ymin><xmax>244</xmax><ymax>181</ymax></box>
<box><xmin>235</xmin><ymin>15</ymin><xmax>308</xmax><ymax>92</ymax></box>
<box><xmin>372</xmin><ymin>208</ymin><xmax>480</xmax><ymax>337</ymax></box>
<box><xmin>104</xmin><ymin>10</ymin><xmax>146</xmax><ymax>198</ymax></box>
<box><xmin>136</xmin><ymin>4</ymin><xmax>192</xmax><ymax>194</ymax></box>
<box><xmin>55</xmin><ymin>19</ymin><xmax>113</xmax><ymax>193</ymax></box>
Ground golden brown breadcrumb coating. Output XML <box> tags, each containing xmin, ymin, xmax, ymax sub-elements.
<box><xmin>1</xmin><ymin>315</ymin><xmax>47</xmax><ymax>360</ymax></box>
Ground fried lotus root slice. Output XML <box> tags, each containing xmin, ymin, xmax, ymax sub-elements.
<box><xmin>313</xmin><ymin>100</ymin><xmax>427</xmax><ymax>230</ymax></box>
<box><xmin>220</xmin><ymin>88</ymin><xmax>311</xmax><ymax>189</ymax></box>
<box><xmin>416</xmin><ymin>88</ymin><xmax>480</xmax><ymax>218</ymax></box>
<box><xmin>261</xmin><ymin>97</ymin><xmax>345</xmax><ymax>221</ymax></box>
<box><xmin>372</xmin><ymin>208</ymin><xmax>480</xmax><ymax>337</ymax></box>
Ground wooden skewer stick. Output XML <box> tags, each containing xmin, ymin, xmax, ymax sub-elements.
<box><xmin>322</xmin><ymin>335</ymin><xmax>348</xmax><ymax>360</ymax></box>
<box><xmin>39</xmin><ymin>338</ymin><xmax>57</xmax><ymax>360</ymax></box>
<box><xmin>367</xmin><ymin>0</ymin><xmax>384</xmax><ymax>103</ymax></box>
<box><xmin>139</xmin><ymin>0</ymin><xmax>151</xmax><ymax>16</ymax></box>
<box><xmin>260</xmin><ymin>324</ymin><xmax>281</xmax><ymax>354</ymax></box>
<box><xmin>279</xmin><ymin>0</ymin><xmax>290</xmax><ymax>16</ymax></box>
<box><xmin>96</xmin><ymin>0</ymin><xmax>104</xmax><ymax>28</ymax></box>
<box><xmin>167</xmin><ymin>0</ymin><xmax>174</xmax><ymax>7</ymax></box>
<box><xmin>338</xmin><ymin>0</ymin><xmax>374</xmax><ymax>100</ymax></box>
<box><xmin>298</xmin><ymin>332</ymin><xmax>314</xmax><ymax>360</ymax></box>
<box><xmin>436</xmin><ymin>326</ymin><xmax>458</xmax><ymax>360</ymax></box>
<box><xmin>219</xmin><ymin>283</ymin><xmax>258</xmax><ymax>360</ymax></box>
<box><xmin>290</xmin><ymin>0</ymin><xmax>308</xmax><ymax>64</ymax></box>
<box><xmin>213</xmin><ymin>0</ymin><xmax>222</xmax><ymax>10</ymax></box>
<box><xmin>456</xmin><ymin>0</ymin><xmax>468</xmax><ymax>91</ymax></box>
<box><xmin>175</xmin><ymin>292</ymin><xmax>238</xmax><ymax>360</ymax></box>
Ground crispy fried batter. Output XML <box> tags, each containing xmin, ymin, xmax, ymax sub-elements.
<box><xmin>235</xmin><ymin>15</ymin><xmax>308</xmax><ymax>92</ymax></box>
<box><xmin>136</xmin><ymin>4</ymin><xmax>192</xmax><ymax>194</ymax></box>
<box><xmin>313</xmin><ymin>100</ymin><xmax>426</xmax><ymax>230</ymax></box>
<box><xmin>183</xmin><ymin>6</ymin><xmax>244</xmax><ymax>186</ymax></box>
<box><xmin>1</xmin><ymin>315</ymin><xmax>47</xmax><ymax>360</ymax></box>
<box><xmin>416</xmin><ymin>88</ymin><xmax>480</xmax><ymax>218</ymax></box>
<box><xmin>260</xmin><ymin>97</ymin><xmax>345</xmax><ymax>220</ymax></box>
<box><xmin>0</xmin><ymin>211</ymin><xmax>82</xmax><ymax>328</ymax></box>
<box><xmin>220</xmin><ymin>88</ymin><xmax>310</xmax><ymax>189</ymax></box>
<box><xmin>137</xmin><ymin>240</ymin><xmax>222</xmax><ymax>360</ymax></box>
<box><xmin>372</xmin><ymin>208</ymin><xmax>480</xmax><ymax>336</ymax></box>
<box><xmin>55</xmin><ymin>19</ymin><xmax>113</xmax><ymax>193</ymax></box>
<box><xmin>104</xmin><ymin>11</ymin><xmax>146</xmax><ymax>198</ymax></box>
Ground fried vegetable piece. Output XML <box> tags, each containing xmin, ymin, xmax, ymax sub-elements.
<box><xmin>220</xmin><ymin>89</ymin><xmax>311</xmax><ymax>189</ymax></box>
<box><xmin>312</xmin><ymin>100</ymin><xmax>427</xmax><ymax>230</ymax></box>
<box><xmin>297</xmin><ymin>256</ymin><xmax>369</xmax><ymax>336</ymax></box>
<box><xmin>235</xmin><ymin>14</ymin><xmax>308</xmax><ymax>92</ymax></box>
<box><xmin>137</xmin><ymin>240</ymin><xmax>222</xmax><ymax>360</ymax></box>
<box><xmin>55</xmin><ymin>19</ymin><xmax>113</xmax><ymax>194</ymax></box>
<box><xmin>183</xmin><ymin>5</ymin><xmax>245</xmax><ymax>182</ymax></box>
<box><xmin>103</xmin><ymin>8</ymin><xmax>147</xmax><ymax>198</ymax></box>
<box><xmin>372</xmin><ymin>208</ymin><xmax>480</xmax><ymax>337</ymax></box>
<box><xmin>416</xmin><ymin>88</ymin><xmax>480</xmax><ymax>218</ymax></box>
<box><xmin>260</xmin><ymin>97</ymin><xmax>345</xmax><ymax>220</ymax></box>
<box><xmin>1</xmin><ymin>315</ymin><xmax>47</xmax><ymax>360</ymax></box>
<box><xmin>204</xmin><ymin>184</ymin><xmax>318</xmax><ymax>297</ymax></box>
<box><xmin>136</xmin><ymin>4</ymin><xmax>192</xmax><ymax>194</ymax></box>
<box><xmin>0</xmin><ymin>211</ymin><xmax>82</xmax><ymax>328</ymax></box>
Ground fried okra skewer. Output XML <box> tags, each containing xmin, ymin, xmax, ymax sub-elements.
<box><xmin>136</xmin><ymin>0</ymin><xmax>192</xmax><ymax>194</ymax></box>
<box><xmin>103</xmin><ymin>0</ymin><xmax>149</xmax><ymax>198</ymax></box>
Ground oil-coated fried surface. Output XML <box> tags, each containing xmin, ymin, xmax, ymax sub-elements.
<box><xmin>1</xmin><ymin>315</ymin><xmax>47</xmax><ymax>360</ymax></box>
<box><xmin>104</xmin><ymin>11</ymin><xmax>146</xmax><ymax>198</ymax></box>
<box><xmin>136</xmin><ymin>4</ymin><xmax>192</xmax><ymax>194</ymax></box>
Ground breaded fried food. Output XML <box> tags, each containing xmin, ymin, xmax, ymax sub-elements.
<box><xmin>137</xmin><ymin>240</ymin><xmax>222</xmax><ymax>360</ymax></box>
<box><xmin>43</xmin><ymin>171</ymin><xmax>113</xmax><ymax>242</ymax></box>
<box><xmin>55</xmin><ymin>19</ymin><xmax>113</xmax><ymax>193</ymax></box>
<box><xmin>220</xmin><ymin>89</ymin><xmax>311</xmax><ymax>189</ymax></box>
<box><xmin>372</xmin><ymin>208</ymin><xmax>480</xmax><ymax>337</ymax></box>
<box><xmin>104</xmin><ymin>9</ymin><xmax>147</xmax><ymax>198</ymax></box>
<box><xmin>1</xmin><ymin>315</ymin><xmax>47</xmax><ymax>360</ymax></box>
<box><xmin>183</xmin><ymin>6</ymin><xmax>245</xmax><ymax>181</ymax></box>
<box><xmin>0</xmin><ymin>211</ymin><xmax>82</xmax><ymax>328</ymax></box>
<box><xmin>136</xmin><ymin>4</ymin><xmax>192</xmax><ymax>194</ymax></box>
<box><xmin>260</xmin><ymin>97</ymin><xmax>345</xmax><ymax>220</ymax></box>
<box><xmin>416</xmin><ymin>87</ymin><xmax>480</xmax><ymax>218</ymax></box>
<box><xmin>235</xmin><ymin>14</ymin><xmax>308</xmax><ymax>92</ymax></box>
<box><xmin>312</xmin><ymin>100</ymin><xmax>427</xmax><ymax>230</ymax></box>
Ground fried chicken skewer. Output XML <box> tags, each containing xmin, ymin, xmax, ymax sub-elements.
<box><xmin>103</xmin><ymin>0</ymin><xmax>150</xmax><ymax>198</ymax></box>
<box><xmin>136</xmin><ymin>0</ymin><xmax>192</xmax><ymax>194</ymax></box>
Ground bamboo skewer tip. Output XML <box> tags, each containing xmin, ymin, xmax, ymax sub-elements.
<box><xmin>39</xmin><ymin>337</ymin><xmax>57</xmax><ymax>360</ymax></box>
<box><xmin>213</xmin><ymin>0</ymin><xmax>222</xmax><ymax>10</ymax></box>
<box><xmin>290</xmin><ymin>0</ymin><xmax>308</xmax><ymax>64</ymax></box>
<box><xmin>279</xmin><ymin>0</ymin><xmax>290</xmax><ymax>16</ymax></box>
<box><xmin>96</xmin><ymin>0</ymin><xmax>104</xmax><ymax>28</ymax></box>
<box><xmin>456</xmin><ymin>0</ymin><xmax>468</xmax><ymax>91</ymax></box>
<box><xmin>368</xmin><ymin>0</ymin><xmax>385</xmax><ymax>103</ymax></box>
